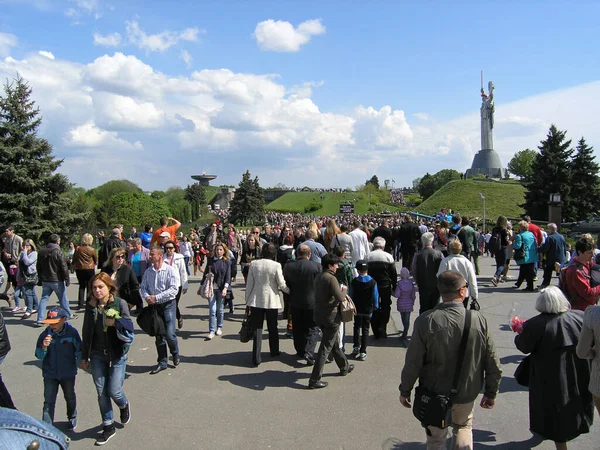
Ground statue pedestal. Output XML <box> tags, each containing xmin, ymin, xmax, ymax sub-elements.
<box><xmin>466</xmin><ymin>149</ymin><xmax>507</xmax><ymax>179</ymax></box>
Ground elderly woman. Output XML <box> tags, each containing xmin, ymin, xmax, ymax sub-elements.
<box><xmin>127</xmin><ymin>238</ymin><xmax>150</xmax><ymax>284</ymax></box>
<box><xmin>515</xmin><ymin>286</ymin><xmax>593</xmax><ymax>450</ymax></box>
<box><xmin>72</xmin><ymin>233</ymin><xmax>98</xmax><ymax>310</ymax></box>
<box><xmin>19</xmin><ymin>239</ymin><xmax>39</xmax><ymax>319</ymax></box>
<box><xmin>577</xmin><ymin>304</ymin><xmax>600</xmax><ymax>417</ymax></box>
<box><xmin>101</xmin><ymin>248</ymin><xmax>142</xmax><ymax>312</ymax></box>
<box><xmin>513</xmin><ymin>220</ymin><xmax>538</xmax><ymax>292</ymax></box>
<box><xmin>436</xmin><ymin>240</ymin><xmax>478</xmax><ymax>308</ymax></box>
<box><xmin>245</xmin><ymin>243</ymin><xmax>289</xmax><ymax>366</ymax></box>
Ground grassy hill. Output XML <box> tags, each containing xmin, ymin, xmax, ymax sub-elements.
<box><xmin>265</xmin><ymin>191</ymin><xmax>408</xmax><ymax>215</ymax></box>
<box><xmin>415</xmin><ymin>179</ymin><xmax>526</xmax><ymax>220</ymax></box>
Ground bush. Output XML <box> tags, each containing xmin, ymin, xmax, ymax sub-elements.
<box><xmin>304</xmin><ymin>202</ymin><xmax>322</xmax><ymax>213</ymax></box>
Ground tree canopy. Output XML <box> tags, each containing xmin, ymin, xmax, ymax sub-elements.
<box><xmin>417</xmin><ymin>169</ymin><xmax>461</xmax><ymax>200</ymax></box>
<box><xmin>229</xmin><ymin>170</ymin><xmax>265</xmax><ymax>225</ymax></box>
<box><xmin>365</xmin><ymin>175</ymin><xmax>380</xmax><ymax>189</ymax></box>
<box><xmin>0</xmin><ymin>75</ymin><xmax>85</xmax><ymax>241</ymax></box>
<box><xmin>507</xmin><ymin>149</ymin><xmax>538</xmax><ymax>179</ymax></box>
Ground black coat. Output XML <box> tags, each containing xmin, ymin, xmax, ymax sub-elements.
<box><xmin>515</xmin><ymin>310</ymin><xmax>593</xmax><ymax>442</ymax></box>
<box><xmin>399</xmin><ymin>222</ymin><xmax>421</xmax><ymax>250</ymax></box>
<box><xmin>101</xmin><ymin>265</ymin><xmax>142</xmax><ymax>308</ymax></box>
<box><xmin>412</xmin><ymin>247</ymin><xmax>443</xmax><ymax>295</ymax></box>
<box><xmin>98</xmin><ymin>237</ymin><xmax>125</xmax><ymax>269</ymax></box>
<box><xmin>0</xmin><ymin>312</ymin><xmax>10</xmax><ymax>359</ymax></box>
<box><xmin>283</xmin><ymin>258</ymin><xmax>322</xmax><ymax>310</ymax></box>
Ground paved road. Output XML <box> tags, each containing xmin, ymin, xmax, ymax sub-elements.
<box><xmin>2</xmin><ymin>257</ymin><xmax>600</xmax><ymax>449</ymax></box>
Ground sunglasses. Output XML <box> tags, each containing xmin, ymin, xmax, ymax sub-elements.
<box><xmin>165</xmin><ymin>246</ymin><xmax>175</xmax><ymax>250</ymax></box>
<box><xmin>115</xmin><ymin>255</ymin><xmax>125</xmax><ymax>260</ymax></box>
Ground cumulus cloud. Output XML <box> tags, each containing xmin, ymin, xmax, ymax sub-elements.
<box><xmin>0</xmin><ymin>32</ymin><xmax>17</xmax><ymax>57</ymax></box>
<box><xmin>125</xmin><ymin>20</ymin><xmax>200</xmax><ymax>53</ymax></box>
<box><xmin>65</xmin><ymin>0</ymin><xmax>102</xmax><ymax>22</ymax></box>
<box><xmin>253</xmin><ymin>19</ymin><xmax>325</xmax><ymax>52</ymax></box>
<box><xmin>93</xmin><ymin>32</ymin><xmax>122</xmax><ymax>47</ymax></box>
<box><xmin>0</xmin><ymin>48</ymin><xmax>598</xmax><ymax>190</ymax></box>
<box><xmin>38</xmin><ymin>50</ymin><xmax>55</xmax><ymax>59</ymax></box>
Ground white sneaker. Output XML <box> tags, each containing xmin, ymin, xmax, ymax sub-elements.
<box><xmin>215</xmin><ymin>328</ymin><xmax>223</xmax><ymax>336</ymax></box>
<box><xmin>207</xmin><ymin>332</ymin><xmax>215</xmax><ymax>340</ymax></box>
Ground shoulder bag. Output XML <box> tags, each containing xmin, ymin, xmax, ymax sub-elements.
<box><xmin>412</xmin><ymin>310</ymin><xmax>472</xmax><ymax>429</ymax></box>
<box><xmin>514</xmin><ymin>355</ymin><xmax>530</xmax><ymax>387</ymax></box>
<box><xmin>239</xmin><ymin>307</ymin><xmax>252</xmax><ymax>343</ymax></box>
<box><xmin>136</xmin><ymin>304</ymin><xmax>165</xmax><ymax>337</ymax></box>
<box><xmin>198</xmin><ymin>272</ymin><xmax>214</xmax><ymax>300</ymax></box>
<box><xmin>340</xmin><ymin>294</ymin><xmax>356</xmax><ymax>322</ymax></box>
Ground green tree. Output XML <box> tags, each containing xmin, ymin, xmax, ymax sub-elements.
<box><xmin>87</xmin><ymin>179</ymin><xmax>143</xmax><ymax>200</ymax></box>
<box><xmin>0</xmin><ymin>76</ymin><xmax>85</xmax><ymax>240</ymax></box>
<box><xmin>185</xmin><ymin>183</ymin><xmax>207</xmax><ymax>220</ymax></box>
<box><xmin>569</xmin><ymin>137</ymin><xmax>600</xmax><ymax>220</ymax></box>
<box><xmin>523</xmin><ymin>125</ymin><xmax>573</xmax><ymax>220</ymax></box>
<box><xmin>229</xmin><ymin>170</ymin><xmax>265</xmax><ymax>226</ymax></box>
<box><xmin>365</xmin><ymin>175</ymin><xmax>380</xmax><ymax>189</ymax></box>
<box><xmin>417</xmin><ymin>169</ymin><xmax>461</xmax><ymax>200</ymax></box>
<box><xmin>107</xmin><ymin>192</ymin><xmax>171</xmax><ymax>228</ymax></box>
<box><xmin>507</xmin><ymin>149</ymin><xmax>538</xmax><ymax>179</ymax></box>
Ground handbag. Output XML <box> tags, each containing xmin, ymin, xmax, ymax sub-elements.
<box><xmin>198</xmin><ymin>272</ymin><xmax>214</xmax><ymax>299</ymax></box>
<box><xmin>469</xmin><ymin>298</ymin><xmax>481</xmax><ymax>311</ymax></box>
<box><xmin>136</xmin><ymin>305</ymin><xmax>165</xmax><ymax>337</ymax></box>
<box><xmin>412</xmin><ymin>310</ymin><xmax>472</xmax><ymax>429</ymax></box>
<box><xmin>239</xmin><ymin>308</ymin><xmax>252</xmax><ymax>343</ymax></box>
<box><xmin>514</xmin><ymin>355</ymin><xmax>530</xmax><ymax>387</ymax></box>
<box><xmin>514</xmin><ymin>245</ymin><xmax>525</xmax><ymax>261</ymax></box>
<box><xmin>339</xmin><ymin>294</ymin><xmax>356</xmax><ymax>323</ymax></box>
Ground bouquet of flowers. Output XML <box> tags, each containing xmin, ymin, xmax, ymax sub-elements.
<box><xmin>104</xmin><ymin>307</ymin><xmax>122</xmax><ymax>331</ymax></box>
<box><xmin>508</xmin><ymin>302</ymin><xmax>532</xmax><ymax>334</ymax></box>
<box><xmin>510</xmin><ymin>316</ymin><xmax>525</xmax><ymax>334</ymax></box>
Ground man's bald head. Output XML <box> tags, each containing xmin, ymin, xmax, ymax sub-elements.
<box><xmin>296</xmin><ymin>244</ymin><xmax>311</xmax><ymax>259</ymax></box>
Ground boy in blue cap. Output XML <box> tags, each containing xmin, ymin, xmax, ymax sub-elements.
<box><xmin>35</xmin><ymin>306</ymin><xmax>81</xmax><ymax>430</ymax></box>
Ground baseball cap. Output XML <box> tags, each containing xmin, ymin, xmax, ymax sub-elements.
<box><xmin>159</xmin><ymin>231</ymin><xmax>171</xmax><ymax>238</ymax></box>
<box><xmin>42</xmin><ymin>307</ymin><xmax>69</xmax><ymax>324</ymax></box>
<box><xmin>355</xmin><ymin>260</ymin><xmax>368</xmax><ymax>271</ymax></box>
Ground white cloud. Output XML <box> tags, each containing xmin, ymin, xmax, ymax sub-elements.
<box><xmin>65</xmin><ymin>0</ymin><xmax>101</xmax><ymax>22</ymax></box>
<box><xmin>38</xmin><ymin>50</ymin><xmax>55</xmax><ymax>59</ymax></box>
<box><xmin>93</xmin><ymin>32</ymin><xmax>122</xmax><ymax>47</ymax></box>
<box><xmin>0</xmin><ymin>49</ymin><xmax>598</xmax><ymax>190</ymax></box>
<box><xmin>125</xmin><ymin>20</ymin><xmax>200</xmax><ymax>53</ymax></box>
<box><xmin>413</xmin><ymin>112</ymin><xmax>429</xmax><ymax>120</ymax></box>
<box><xmin>0</xmin><ymin>32</ymin><xmax>17</xmax><ymax>57</ymax></box>
<box><xmin>180</xmin><ymin>50</ymin><xmax>192</xmax><ymax>68</ymax></box>
<box><xmin>253</xmin><ymin>18</ymin><xmax>325</xmax><ymax>52</ymax></box>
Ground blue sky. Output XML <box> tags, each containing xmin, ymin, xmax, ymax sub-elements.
<box><xmin>1</xmin><ymin>0</ymin><xmax>599</xmax><ymax>190</ymax></box>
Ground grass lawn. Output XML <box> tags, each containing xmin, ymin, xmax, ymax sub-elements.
<box><xmin>265</xmin><ymin>191</ymin><xmax>408</xmax><ymax>215</ymax></box>
<box><xmin>415</xmin><ymin>179</ymin><xmax>526</xmax><ymax>221</ymax></box>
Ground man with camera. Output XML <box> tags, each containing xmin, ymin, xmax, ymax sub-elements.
<box><xmin>398</xmin><ymin>270</ymin><xmax>501</xmax><ymax>449</ymax></box>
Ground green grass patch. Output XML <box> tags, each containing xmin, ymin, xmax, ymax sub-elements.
<box><xmin>266</xmin><ymin>191</ymin><xmax>408</xmax><ymax>215</ymax></box>
<box><xmin>415</xmin><ymin>180</ymin><xmax>526</xmax><ymax>221</ymax></box>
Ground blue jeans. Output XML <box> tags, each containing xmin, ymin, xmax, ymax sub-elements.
<box><xmin>184</xmin><ymin>256</ymin><xmax>191</xmax><ymax>275</ymax></box>
<box><xmin>90</xmin><ymin>351</ymin><xmax>128</xmax><ymax>426</ymax></box>
<box><xmin>155</xmin><ymin>300</ymin><xmax>179</xmax><ymax>368</ymax></box>
<box><xmin>22</xmin><ymin>284</ymin><xmax>39</xmax><ymax>313</ymax></box>
<box><xmin>42</xmin><ymin>377</ymin><xmax>77</xmax><ymax>424</ymax></box>
<box><xmin>38</xmin><ymin>282</ymin><xmax>72</xmax><ymax>324</ymax></box>
<box><xmin>494</xmin><ymin>248</ymin><xmax>508</xmax><ymax>278</ymax></box>
<box><xmin>208</xmin><ymin>289</ymin><xmax>224</xmax><ymax>333</ymax></box>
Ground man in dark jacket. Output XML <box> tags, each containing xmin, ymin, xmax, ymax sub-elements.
<box><xmin>399</xmin><ymin>215</ymin><xmax>422</xmax><ymax>271</ymax></box>
<box><xmin>98</xmin><ymin>228</ymin><xmax>126</xmax><ymax>268</ymax></box>
<box><xmin>367</xmin><ymin>237</ymin><xmax>398</xmax><ymax>339</ymax></box>
<box><xmin>36</xmin><ymin>234</ymin><xmax>73</xmax><ymax>327</ymax></box>
<box><xmin>283</xmin><ymin>244</ymin><xmax>322</xmax><ymax>365</ymax></box>
<box><xmin>539</xmin><ymin>223</ymin><xmax>567</xmax><ymax>289</ymax></box>
<box><xmin>308</xmin><ymin>254</ymin><xmax>353</xmax><ymax>389</ymax></box>
<box><xmin>0</xmin><ymin>311</ymin><xmax>15</xmax><ymax>409</ymax></box>
<box><xmin>371</xmin><ymin>219</ymin><xmax>393</xmax><ymax>254</ymax></box>
<box><xmin>412</xmin><ymin>232</ymin><xmax>444</xmax><ymax>314</ymax></box>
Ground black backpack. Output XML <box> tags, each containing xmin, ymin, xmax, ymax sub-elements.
<box><xmin>488</xmin><ymin>229</ymin><xmax>502</xmax><ymax>254</ymax></box>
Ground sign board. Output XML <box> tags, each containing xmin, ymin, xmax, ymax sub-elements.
<box><xmin>339</xmin><ymin>204</ymin><xmax>354</xmax><ymax>214</ymax></box>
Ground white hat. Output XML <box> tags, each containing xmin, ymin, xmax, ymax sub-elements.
<box><xmin>159</xmin><ymin>231</ymin><xmax>171</xmax><ymax>238</ymax></box>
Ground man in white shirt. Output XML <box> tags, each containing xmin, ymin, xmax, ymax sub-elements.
<box><xmin>349</xmin><ymin>221</ymin><xmax>370</xmax><ymax>274</ymax></box>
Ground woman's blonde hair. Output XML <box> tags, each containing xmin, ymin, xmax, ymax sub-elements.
<box><xmin>81</xmin><ymin>233</ymin><xmax>93</xmax><ymax>246</ymax></box>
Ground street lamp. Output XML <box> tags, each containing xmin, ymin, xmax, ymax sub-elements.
<box><xmin>479</xmin><ymin>193</ymin><xmax>486</xmax><ymax>233</ymax></box>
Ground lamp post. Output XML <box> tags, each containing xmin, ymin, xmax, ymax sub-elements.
<box><xmin>479</xmin><ymin>193</ymin><xmax>486</xmax><ymax>233</ymax></box>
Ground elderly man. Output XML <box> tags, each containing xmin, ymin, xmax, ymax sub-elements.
<box><xmin>368</xmin><ymin>236</ymin><xmax>398</xmax><ymax>339</ymax></box>
<box><xmin>140</xmin><ymin>246</ymin><xmax>180</xmax><ymax>375</ymax></box>
<box><xmin>284</xmin><ymin>244</ymin><xmax>322</xmax><ymax>365</ymax></box>
<box><xmin>437</xmin><ymin>240</ymin><xmax>478</xmax><ymax>309</ymax></box>
<box><xmin>349</xmin><ymin>221</ymin><xmax>370</xmax><ymax>271</ymax></box>
<box><xmin>539</xmin><ymin>223</ymin><xmax>567</xmax><ymax>289</ymax></box>
<box><xmin>412</xmin><ymin>232</ymin><xmax>444</xmax><ymax>314</ymax></box>
<box><xmin>303</xmin><ymin>230</ymin><xmax>328</xmax><ymax>264</ymax></box>
<box><xmin>2</xmin><ymin>225</ymin><xmax>23</xmax><ymax>298</ymax></box>
<box><xmin>399</xmin><ymin>270</ymin><xmax>501</xmax><ymax>449</ymax></box>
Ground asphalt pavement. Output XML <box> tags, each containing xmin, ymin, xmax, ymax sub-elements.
<box><xmin>2</xmin><ymin>256</ymin><xmax>600</xmax><ymax>449</ymax></box>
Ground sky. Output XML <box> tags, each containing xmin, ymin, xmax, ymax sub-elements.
<box><xmin>1</xmin><ymin>0</ymin><xmax>599</xmax><ymax>192</ymax></box>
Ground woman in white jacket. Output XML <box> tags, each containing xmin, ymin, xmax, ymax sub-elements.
<box><xmin>163</xmin><ymin>241</ymin><xmax>188</xmax><ymax>330</ymax></box>
<box><xmin>245</xmin><ymin>243</ymin><xmax>289</xmax><ymax>366</ymax></box>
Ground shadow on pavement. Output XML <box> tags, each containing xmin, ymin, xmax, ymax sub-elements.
<box><xmin>381</xmin><ymin>438</ymin><xmax>425</xmax><ymax>449</ymax></box>
<box><xmin>218</xmin><ymin>369</ymin><xmax>308</xmax><ymax>391</ymax></box>
<box><xmin>500</xmin><ymin>354</ymin><xmax>524</xmax><ymax>364</ymax></box>
<box><xmin>498</xmin><ymin>375</ymin><xmax>527</xmax><ymax>393</ymax></box>
<box><xmin>475</xmin><ymin>430</ymin><xmax>545</xmax><ymax>449</ymax></box>
<box><xmin>181</xmin><ymin>350</ymin><xmax>254</xmax><ymax>368</ymax></box>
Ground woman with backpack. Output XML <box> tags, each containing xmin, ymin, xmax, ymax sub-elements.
<box><xmin>490</xmin><ymin>216</ymin><xmax>509</xmax><ymax>286</ymax></box>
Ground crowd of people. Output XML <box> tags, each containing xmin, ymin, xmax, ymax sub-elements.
<box><xmin>1</xmin><ymin>209</ymin><xmax>600</xmax><ymax>449</ymax></box>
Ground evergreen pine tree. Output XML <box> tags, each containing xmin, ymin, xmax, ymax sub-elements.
<box><xmin>523</xmin><ymin>125</ymin><xmax>573</xmax><ymax>221</ymax></box>
<box><xmin>569</xmin><ymin>137</ymin><xmax>600</xmax><ymax>220</ymax></box>
<box><xmin>185</xmin><ymin>183</ymin><xmax>207</xmax><ymax>220</ymax></box>
<box><xmin>229</xmin><ymin>171</ymin><xmax>265</xmax><ymax>226</ymax></box>
<box><xmin>0</xmin><ymin>76</ymin><xmax>84</xmax><ymax>240</ymax></box>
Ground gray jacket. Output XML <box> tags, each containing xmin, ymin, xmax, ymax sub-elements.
<box><xmin>399</xmin><ymin>301</ymin><xmax>501</xmax><ymax>404</ymax></box>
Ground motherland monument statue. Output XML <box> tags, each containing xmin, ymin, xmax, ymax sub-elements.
<box><xmin>465</xmin><ymin>72</ymin><xmax>507</xmax><ymax>179</ymax></box>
